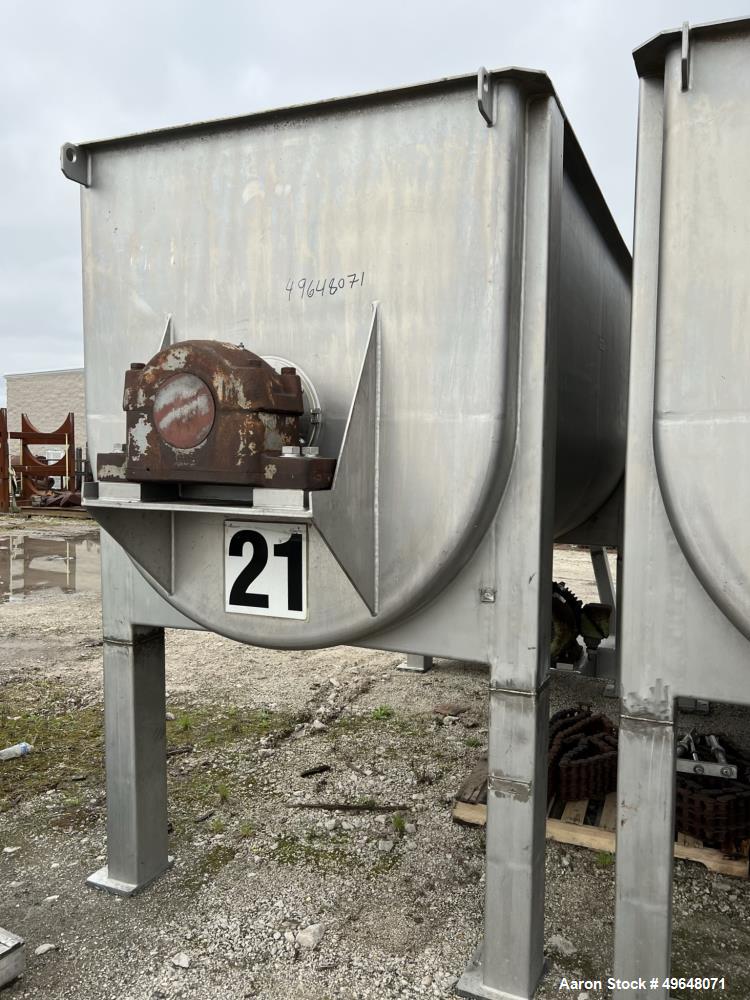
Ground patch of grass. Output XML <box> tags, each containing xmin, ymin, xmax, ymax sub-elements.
<box><xmin>271</xmin><ymin>833</ymin><xmax>351</xmax><ymax>871</ymax></box>
<box><xmin>216</xmin><ymin>781</ymin><xmax>230</xmax><ymax>804</ymax></box>
<box><xmin>181</xmin><ymin>843</ymin><xmax>236</xmax><ymax>891</ymax></box>
<box><xmin>208</xmin><ymin>817</ymin><xmax>226</xmax><ymax>834</ymax></box>
<box><xmin>369</xmin><ymin>852</ymin><xmax>402</xmax><ymax>877</ymax></box>
<box><xmin>595</xmin><ymin>851</ymin><xmax>615</xmax><ymax>868</ymax></box>
<box><xmin>392</xmin><ymin>812</ymin><xmax>406</xmax><ymax>837</ymax></box>
<box><xmin>371</xmin><ymin>705</ymin><xmax>394</xmax><ymax>721</ymax></box>
<box><xmin>238</xmin><ymin>822</ymin><xmax>254</xmax><ymax>839</ymax></box>
<box><xmin>168</xmin><ymin>705</ymin><xmax>298</xmax><ymax>747</ymax></box>
<box><xmin>0</xmin><ymin>681</ymin><xmax>104</xmax><ymax>812</ymax></box>
<box><xmin>465</xmin><ymin>736</ymin><xmax>483</xmax><ymax>748</ymax></box>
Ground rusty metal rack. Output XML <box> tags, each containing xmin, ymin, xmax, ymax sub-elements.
<box><xmin>10</xmin><ymin>413</ymin><xmax>77</xmax><ymax>506</ymax></box>
<box><xmin>0</xmin><ymin>409</ymin><xmax>9</xmax><ymax>514</ymax></box>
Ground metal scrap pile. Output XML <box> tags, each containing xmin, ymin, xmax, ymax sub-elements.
<box><xmin>548</xmin><ymin>707</ymin><xmax>618</xmax><ymax>802</ymax></box>
<box><xmin>675</xmin><ymin>733</ymin><xmax>750</xmax><ymax>853</ymax></box>
<box><xmin>548</xmin><ymin>708</ymin><xmax>750</xmax><ymax>855</ymax></box>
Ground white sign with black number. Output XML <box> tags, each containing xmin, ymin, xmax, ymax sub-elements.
<box><xmin>225</xmin><ymin>521</ymin><xmax>308</xmax><ymax>620</ymax></box>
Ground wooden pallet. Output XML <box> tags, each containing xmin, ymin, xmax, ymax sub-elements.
<box><xmin>17</xmin><ymin>506</ymin><xmax>91</xmax><ymax>519</ymax></box>
<box><xmin>452</xmin><ymin>758</ymin><xmax>749</xmax><ymax>879</ymax></box>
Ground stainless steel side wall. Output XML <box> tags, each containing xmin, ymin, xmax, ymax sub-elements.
<box><xmin>613</xmin><ymin>20</ymin><xmax>750</xmax><ymax>998</ymax></box>
<box><xmin>75</xmin><ymin>72</ymin><xmax>630</xmax><ymax>646</ymax></box>
<box><xmin>555</xmin><ymin>168</ymin><xmax>630</xmax><ymax>537</ymax></box>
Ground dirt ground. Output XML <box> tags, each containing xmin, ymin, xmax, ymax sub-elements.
<box><xmin>1</xmin><ymin>515</ymin><xmax>749</xmax><ymax>1000</ymax></box>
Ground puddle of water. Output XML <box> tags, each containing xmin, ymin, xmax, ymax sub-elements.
<box><xmin>0</xmin><ymin>533</ymin><xmax>101</xmax><ymax>603</ymax></box>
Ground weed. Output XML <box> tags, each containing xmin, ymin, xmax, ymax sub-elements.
<box><xmin>595</xmin><ymin>851</ymin><xmax>615</xmax><ymax>867</ymax></box>
<box><xmin>465</xmin><ymin>736</ymin><xmax>483</xmax><ymax>748</ymax></box>
<box><xmin>371</xmin><ymin>705</ymin><xmax>394</xmax><ymax>721</ymax></box>
<box><xmin>238</xmin><ymin>822</ymin><xmax>254</xmax><ymax>839</ymax></box>
<box><xmin>217</xmin><ymin>781</ymin><xmax>230</xmax><ymax>804</ymax></box>
<box><xmin>209</xmin><ymin>817</ymin><xmax>226</xmax><ymax>834</ymax></box>
<box><xmin>354</xmin><ymin>797</ymin><xmax>377</xmax><ymax>809</ymax></box>
<box><xmin>177</xmin><ymin>714</ymin><xmax>193</xmax><ymax>732</ymax></box>
<box><xmin>392</xmin><ymin>812</ymin><xmax>406</xmax><ymax>837</ymax></box>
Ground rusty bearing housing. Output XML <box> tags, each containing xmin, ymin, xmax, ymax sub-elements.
<box><xmin>97</xmin><ymin>340</ymin><xmax>335</xmax><ymax>489</ymax></box>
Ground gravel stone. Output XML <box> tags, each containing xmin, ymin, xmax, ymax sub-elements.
<box><xmin>296</xmin><ymin>923</ymin><xmax>326</xmax><ymax>950</ymax></box>
<box><xmin>548</xmin><ymin>934</ymin><xmax>576</xmax><ymax>957</ymax></box>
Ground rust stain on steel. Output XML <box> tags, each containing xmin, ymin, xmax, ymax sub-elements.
<box><xmin>99</xmin><ymin>340</ymin><xmax>336</xmax><ymax>490</ymax></box>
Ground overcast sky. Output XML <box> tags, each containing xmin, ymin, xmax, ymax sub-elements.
<box><xmin>1</xmin><ymin>1</ymin><xmax>746</xmax><ymax>406</ymax></box>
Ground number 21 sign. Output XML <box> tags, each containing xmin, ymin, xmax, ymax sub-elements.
<box><xmin>225</xmin><ymin>522</ymin><xmax>308</xmax><ymax>620</ymax></box>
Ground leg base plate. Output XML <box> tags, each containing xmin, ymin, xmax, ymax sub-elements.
<box><xmin>86</xmin><ymin>856</ymin><xmax>173</xmax><ymax>897</ymax></box>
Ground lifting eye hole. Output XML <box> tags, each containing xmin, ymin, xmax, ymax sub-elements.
<box><xmin>153</xmin><ymin>373</ymin><xmax>215</xmax><ymax>449</ymax></box>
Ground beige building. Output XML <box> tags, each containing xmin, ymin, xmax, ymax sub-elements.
<box><xmin>4</xmin><ymin>368</ymin><xmax>86</xmax><ymax>461</ymax></box>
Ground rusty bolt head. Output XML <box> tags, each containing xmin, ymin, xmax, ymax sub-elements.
<box><xmin>130</xmin><ymin>362</ymin><xmax>146</xmax><ymax>370</ymax></box>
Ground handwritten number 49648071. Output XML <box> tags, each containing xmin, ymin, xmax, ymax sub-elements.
<box><xmin>286</xmin><ymin>273</ymin><xmax>365</xmax><ymax>301</ymax></box>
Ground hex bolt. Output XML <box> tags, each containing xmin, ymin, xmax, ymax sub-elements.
<box><xmin>480</xmin><ymin>588</ymin><xmax>496</xmax><ymax>604</ymax></box>
<box><xmin>281</xmin><ymin>446</ymin><xmax>301</xmax><ymax>457</ymax></box>
<box><xmin>721</xmin><ymin>767</ymin><xmax>733</xmax><ymax>778</ymax></box>
<box><xmin>130</xmin><ymin>362</ymin><xmax>146</xmax><ymax>371</ymax></box>
<box><xmin>302</xmin><ymin>446</ymin><xmax>319</xmax><ymax>457</ymax></box>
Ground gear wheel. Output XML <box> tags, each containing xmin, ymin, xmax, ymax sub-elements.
<box><xmin>551</xmin><ymin>582</ymin><xmax>583</xmax><ymax>663</ymax></box>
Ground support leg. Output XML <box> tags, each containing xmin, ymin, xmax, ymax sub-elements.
<box><xmin>396</xmin><ymin>654</ymin><xmax>433</xmax><ymax>673</ymax></box>
<box><xmin>457</xmin><ymin>88</ymin><xmax>562</xmax><ymax>999</ymax></box>
<box><xmin>613</xmin><ymin>716</ymin><xmax>675</xmax><ymax>999</ymax></box>
<box><xmin>87</xmin><ymin>627</ymin><xmax>171</xmax><ymax>895</ymax></box>
<box><xmin>591</xmin><ymin>546</ymin><xmax>616</xmax><ymax>626</ymax></box>
<box><xmin>457</xmin><ymin>684</ymin><xmax>549</xmax><ymax>1000</ymax></box>
<box><xmin>590</xmin><ymin>546</ymin><xmax>619</xmax><ymax>691</ymax></box>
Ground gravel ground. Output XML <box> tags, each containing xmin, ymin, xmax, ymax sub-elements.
<box><xmin>1</xmin><ymin>517</ymin><xmax>749</xmax><ymax>1000</ymax></box>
